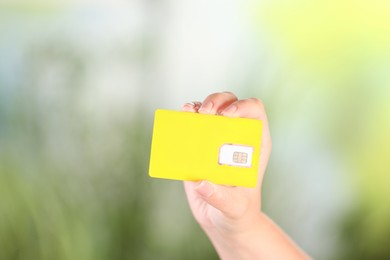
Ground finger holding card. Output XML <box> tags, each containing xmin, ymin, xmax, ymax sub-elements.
<box><xmin>148</xmin><ymin>109</ymin><xmax>263</xmax><ymax>187</ymax></box>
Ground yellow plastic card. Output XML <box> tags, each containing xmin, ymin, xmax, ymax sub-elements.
<box><xmin>148</xmin><ymin>109</ymin><xmax>263</xmax><ymax>187</ymax></box>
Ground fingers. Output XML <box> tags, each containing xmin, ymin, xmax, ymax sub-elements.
<box><xmin>181</xmin><ymin>92</ymin><xmax>238</xmax><ymax>114</ymax></box>
<box><xmin>182</xmin><ymin>101</ymin><xmax>202</xmax><ymax>112</ymax></box>
<box><xmin>181</xmin><ymin>94</ymin><xmax>272</xmax><ymax>188</ymax></box>
<box><xmin>220</xmin><ymin>98</ymin><xmax>267</xmax><ymax>121</ymax></box>
<box><xmin>198</xmin><ymin>92</ymin><xmax>238</xmax><ymax>115</ymax></box>
<box><xmin>194</xmin><ymin>181</ymin><xmax>250</xmax><ymax>220</ymax></box>
<box><xmin>220</xmin><ymin>98</ymin><xmax>272</xmax><ymax>187</ymax></box>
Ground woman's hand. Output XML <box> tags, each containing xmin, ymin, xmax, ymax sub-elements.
<box><xmin>181</xmin><ymin>92</ymin><xmax>309</xmax><ymax>260</ymax></box>
<box><xmin>181</xmin><ymin>92</ymin><xmax>271</xmax><ymax>233</ymax></box>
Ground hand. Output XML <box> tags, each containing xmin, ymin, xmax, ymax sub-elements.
<box><xmin>181</xmin><ymin>92</ymin><xmax>309</xmax><ymax>260</ymax></box>
<box><xmin>181</xmin><ymin>91</ymin><xmax>272</xmax><ymax>235</ymax></box>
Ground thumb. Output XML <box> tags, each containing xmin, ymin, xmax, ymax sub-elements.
<box><xmin>195</xmin><ymin>181</ymin><xmax>248</xmax><ymax>219</ymax></box>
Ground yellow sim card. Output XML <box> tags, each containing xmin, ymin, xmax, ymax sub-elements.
<box><xmin>148</xmin><ymin>109</ymin><xmax>263</xmax><ymax>187</ymax></box>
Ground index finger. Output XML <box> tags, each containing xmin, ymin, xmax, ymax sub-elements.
<box><xmin>198</xmin><ymin>91</ymin><xmax>238</xmax><ymax>115</ymax></box>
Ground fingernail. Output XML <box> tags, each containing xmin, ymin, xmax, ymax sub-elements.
<box><xmin>195</xmin><ymin>181</ymin><xmax>214</xmax><ymax>197</ymax></box>
<box><xmin>181</xmin><ymin>103</ymin><xmax>194</xmax><ymax>111</ymax></box>
<box><xmin>221</xmin><ymin>104</ymin><xmax>237</xmax><ymax>115</ymax></box>
<box><xmin>199</xmin><ymin>101</ymin><xmax>213</xmax><ymax>113</ymax></box>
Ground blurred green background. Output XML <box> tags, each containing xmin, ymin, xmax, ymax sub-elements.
<box><xmin>0</xmin><ymin>1</ymin><xmax>389</xmax><ymax>259</ymax></box>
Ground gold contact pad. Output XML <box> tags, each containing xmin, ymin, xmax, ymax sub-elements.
<box><xmin>232</xmin><ymin>152</ymin><xmax>248</xmax><ymax>164</ymax></box>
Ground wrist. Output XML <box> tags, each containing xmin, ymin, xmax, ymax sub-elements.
<box><xmin>202</xmin><ymin>212</ymin><xmax>309</xmax><ymax>260</ymax></box>
<box><xmin>201</xmin><ymin>212</ymin><xmax>264</xmax><ymax>259</ymax></box>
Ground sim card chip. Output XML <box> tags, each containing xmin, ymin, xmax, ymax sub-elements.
<box><xmin>233</xmin><ymin>152</ymin><xmax>248</xmax><ymax>164</ymax></box>
<box><xmin>219</xmin><ymin>144</ymin><xmax>253</xmax><ymax>167</ymax></box>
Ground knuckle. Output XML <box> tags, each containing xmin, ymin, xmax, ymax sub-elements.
<box><xmin>204</xmin><ymin>92</ymin><xmax>223</xmax><ymax>102</ymax></box>
<box><xmin>204</xmin><ymin>92</ymin><xmax>219</xmax><ymax>100</ymax></box>
<box><xmin>204</xmin><ymin>91</ymin><xmax>238</xmax><ymax>104</ymax></box>
<box><xmin>235</xmin><ymin>97</ymin><xmax>265</xmax><ymax>109</ymax></box>
<box><xmin>249</xmin><ymin>97</ymin><xmax>264</xmax><ymax>107</ymax></box>
<box><xmin>221</xmin><ymin>91</ymin><xmax>238</xmax><ymax>99</ymax></box>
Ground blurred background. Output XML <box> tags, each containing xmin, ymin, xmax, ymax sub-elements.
<box><xmin>0</xmin><ymin>0</ymin><xmax>389</xmax><ymax>259</ymax></box>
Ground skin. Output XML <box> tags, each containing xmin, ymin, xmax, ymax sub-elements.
<box><xmin>181</xmin><ymin>92</ymin><xmax>310</xmax><ymax>260</ymax></box>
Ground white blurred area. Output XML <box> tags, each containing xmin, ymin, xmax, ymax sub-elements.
<box><xmin>0</xmin><ymin>1</ymin><xmax>352</xmax><ymax>259</ymax></box>
<box><xmin>1</xmin><ymin>0</ymin><xmax>261</xmax><ymax>114</ymax></box>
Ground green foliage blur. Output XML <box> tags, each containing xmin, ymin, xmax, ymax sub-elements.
<box><xmin>258</xmin><ymin>0</ymin><xmax>390</xmax><ymax>258</ymax></box>
<box><xmin>0</xmin><ymin>3</ymin><xmax>217</xmax><ymax>259</ymax></box>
